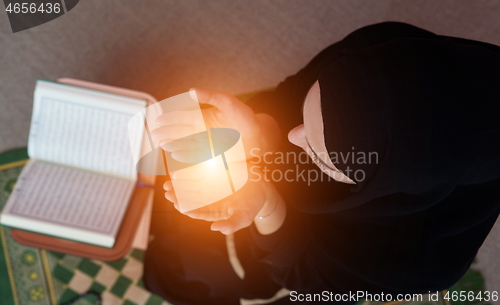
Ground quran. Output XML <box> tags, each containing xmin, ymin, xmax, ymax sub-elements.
<box><xmin>0</xmin><ymin>80</ymin><xmax>147</xmax><ymax>248</ymax></box>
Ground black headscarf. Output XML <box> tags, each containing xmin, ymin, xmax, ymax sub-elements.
<box><xmin>317</xmin><ymin>32</ymin><xmax>500</xmax><ymax>215</ymax></box>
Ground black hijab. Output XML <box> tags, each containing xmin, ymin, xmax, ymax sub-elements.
<box><xmin>317</xmin><ymin>33</ymin><xmax>500</xmax><ymax>215</ymax></box>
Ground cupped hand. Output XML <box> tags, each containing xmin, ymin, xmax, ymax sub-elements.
<box><xmin>164</xmin><ymin>176</ymin><xmax>269</xmax><ymax>235</ymax></box>
<box><xmin>151</xmin><ymin>88</ymin><xmax>263</xmax><ymax>162</ymax></box>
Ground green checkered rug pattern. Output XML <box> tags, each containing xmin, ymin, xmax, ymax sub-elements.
<box><xmin>47</xmin><ymin>248</ymin><xmax>168</xmax><ymax>305</ymax></box>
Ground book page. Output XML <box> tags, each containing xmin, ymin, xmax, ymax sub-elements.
<box><xmin>28</xmin><ymin>80</ymin><xmax>146</xmax><ymax>179</ymax></box>
<box><xmin>1</xmin><ymin>160</ymin><xmax>134</xmax><ymax>238</ymax></box>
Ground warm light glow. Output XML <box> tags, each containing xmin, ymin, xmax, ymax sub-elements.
<box><xmin>129</xmin><ymin>91</ymin><xmax>249</xmax><ymax>213</ymax></box>
<box><xmin>206</xmin><ymin>158</ymin><xmax>216</xmax><ymax>168</ymax></box>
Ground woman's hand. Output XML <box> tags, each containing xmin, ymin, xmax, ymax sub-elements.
<box><xmin>164</xmin><ymin>177</ymin><xmax>268</xmax><ymax>235</ymax></box>
<box><xmin>164</xmin><ymin>166</ymin><xmax>287</xmax><ymax>235</ymax></box>
<box><xmin>150</xmin><ymin>88</ymin><xmax>280</xmax><ymax>161</ymax></box>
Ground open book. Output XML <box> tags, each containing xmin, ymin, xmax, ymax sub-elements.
<box><xmin>0</xmin><ymin>80</ymin><xmax>147</xmax><ymax>248</ymax></box>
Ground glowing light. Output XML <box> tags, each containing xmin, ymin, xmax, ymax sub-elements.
<box><xmin>206</xmin><ymin>158</ymin><xmax>216</xmax><ymax>168</ymax></box>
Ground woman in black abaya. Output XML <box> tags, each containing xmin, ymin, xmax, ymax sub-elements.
<box><xmin>143</xmin><ymin>22</ymin><xmax>500</xmax><ymax>304</ymax></box>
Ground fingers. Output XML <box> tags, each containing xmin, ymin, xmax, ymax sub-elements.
<box><xmin>171</xmin><ymin>167</ymin><xmax>205</xmax><ymax>180</ymax></box>
<box><xmin>170</xmin><ymin>179</ymin><xmax>202</xmax><ymax>192</ymax></box>
<box><xmin>164</xmin><ymin>180</ymin><xmax>202</xmax><ymax>211</ymax></box>
<box><xmin>155</xmin><ymin>110</ymin><xmax>206</xmax><ymax>129</ymax></box>
<box><xmin>170</xmin><ymin>150</ymin><xmax>212</xmax><ymax>164</ymax></box>
<box><xmin>160</xmin><ymin>139</ymin><xmax>203</xmax><ymax>152</ymax></box>
<box><xmin>166</xmin><ymin>177</ymin><xmax>229</xmax><ymax>221</ymax></box>
<box><xmin>160</xmin><ymin>139</ymin><xmax>212</xmax><ymax>163</ymax></box>
<box><xmin>169</xmin><ymin>174</ymin><xmax>206</xmax><ymax>213</ymax></box>
<box><xmin>150</xmin><ymin>125</ymin><xmax>197</xmax><ymax>142</ymax></box>
<box><xmin>184</xmin><ymin>209</ymin><xmax>225</xmax><ymax>222</ymax></box>
<box><xmin>161</xmin><ymin>140</ymin><xmax>211</xmax><ymax>164</ymax></box>
<box><xmin>211</xmin><ymin>210</ymin><xmax>254</xmax><ymax>235</ymax></box>
<box><xmin>154</xmin><ymin>119</ymin><xmax>212</xmax><ymax>163</ymax></box>
<box><xmin>190</xmin><ymin>88</ymin><xmax>234</xmax><ymax>111</ymax></box>
<box><xmin>164</xmin><ymin>192</ymin><xmax>179</xmax><ymax>208</ymax></box>
<box><xmin>163</xmin><ymin>181</ymin><xmax>178</xmax><ymax>207</ymax></box>
<box><xmin>163</xmin><ymin>180</ymin><xmax>173</xmax><ymax>190</ymax></box>
<box><xmin>165</xmin><ymin>176</ymin><xmax>260</xmax><ymax>234</ymax></box>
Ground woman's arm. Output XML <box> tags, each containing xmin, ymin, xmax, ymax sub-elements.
<box><xmin>253</xmin><ymin>181</ymin><xmax>287</xmax><ymax>235</ymax></box>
